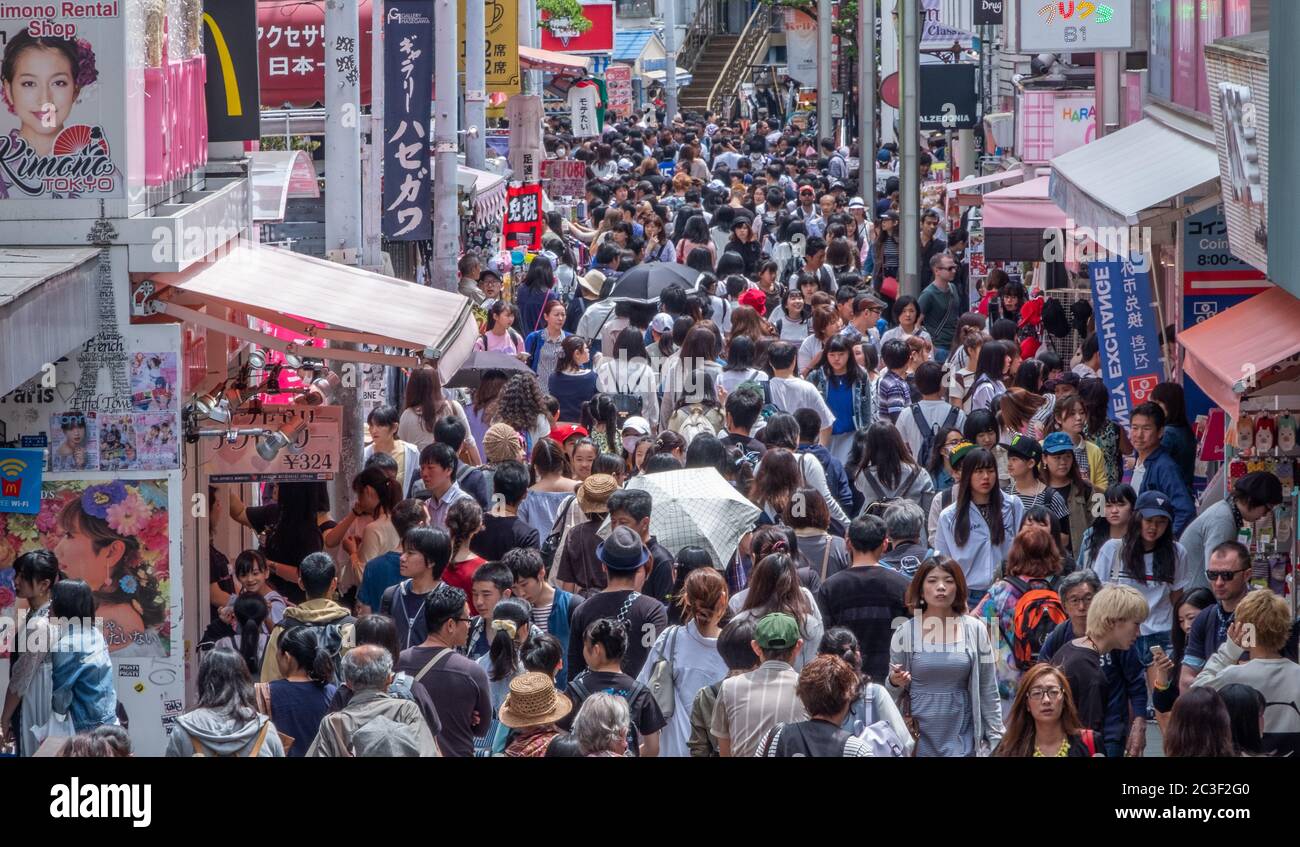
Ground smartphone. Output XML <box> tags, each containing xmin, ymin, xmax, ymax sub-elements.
<box><xmin>1149</xmin><ymin>645</ymin><xmax>1166</xmax><ymax>659</ymax></box>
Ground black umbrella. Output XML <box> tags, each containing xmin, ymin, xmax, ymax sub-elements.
<box><xmin>444</xmin><ymin>349</ymin><xmax>532</xmax><ymax>389</ymax></box>
<box><xmin>605</xmin><ymin>262</ymin><xmax>702</xmax><ymax>303</ymax></box>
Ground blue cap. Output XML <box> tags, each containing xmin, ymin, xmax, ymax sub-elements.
<box><xmin>1135</xmin><ymin>491</ymin><xmax>1174</xmax><ymax>521</ymax></box>
<box><xmin>1042</xmin><ymin>432</ymin><xmax>1074</xmax><ymax>455</ymax></box>
<box><xmin>877</xmin><ymin>148</ymin><xmax>891</xmax><ymax>163</ymax></box>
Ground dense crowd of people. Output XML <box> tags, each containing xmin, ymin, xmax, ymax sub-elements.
<box><xmin>8</xmin><ymin>110</ymin><xmax>1296</xmax><ymax>759</ymax></box>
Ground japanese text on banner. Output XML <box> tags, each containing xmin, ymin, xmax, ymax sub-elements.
<box><xmin>1089</xmin><ymin>253</ymin><xmax>1165</xmax><ymax>432</ymax></box>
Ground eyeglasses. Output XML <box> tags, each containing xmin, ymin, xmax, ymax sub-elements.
<box><xmin>1026</xmin><ymin>686</ymin><xmax>1064</xmax><ymax>701</ymax></box>
<box><xmin>1205</xmin><ymin>568</ymin><xmax>1248</xmax><ymax>583</ymax></box>
<box><xmin>940</xmin><ymin>265</ymin><xmax>958</xmax><ymax>272</ymax></box>
<box><xmin>1063</xmin><ymin>593</ymin><xmax>1094</xmax><ymax>609</ymax></box>
<box><xmin>454</xmin><ymin>617</ymin><xmax>473</xmax><ymax>624</ymax></box>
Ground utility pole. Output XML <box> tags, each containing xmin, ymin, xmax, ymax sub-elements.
<box><xmin>363</xmin><ymin>0</ymin><xmax>384</xmax><ymax>271</ymax></box>
<box><xmin>858</xmin><ymin>0</ymin><xmax>875</xmax><ymax>206</ymax></box>
<box><xmin>432</xmin><ymin>0</ymin><xmax>460</xmax><ymax>290</ymax></box>
<box><xmin>817</xmin><ymin>0</ymin><xmax>832</xmax><ymax>141</ymax></box>
<box><xmin>466</xmin><ymin>0</ymin><xmax>487</xmax><ymax>168</ymax></box>
<box><xmin>663</xmin><ymin>0</ymin><xmax>678</xmax><ymax>123</ymax></box>
<box><xmin>899</xmin><ymin>0</ymin><xmax>919</xmax><ymax>297</ymax></box>
<box><xmin>522</xmin><ymin>0</ymin><xmax>540</xmax><ymax>95</ymax></box>
<box><xmin>325</xmin><ymin>0</ymin><xmax>365</xmax><ymax>514</ymax></box>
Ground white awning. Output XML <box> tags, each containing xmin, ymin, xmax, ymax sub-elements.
<box><xmin>1048</xmin><ymin>112</ymin><xmax>1219</xmax><ymax>231</ymax></box>
<box><xmin>152</xmin><ymin>243</ymin><xmax>476</xmax><ymax>381</ymax></box>
<box><xmin>644</xmin><ymin>68</ymin><xmax>693</xmax><ymax>87</ymax></box>
<box><xmin>250</xmin><ymin>150</ymin><xmax>321</xmax><ymax>222</ymax></box>
<box><xmin>0</xmin><ymin>246</ymin><xmax>100</xmax><ymax>397</ymax></box>
<box><xmin>945</xmin><ymin>168</ymin><xmax>1024</xmax><ymax>203</ymax></box>
<box><xmin>456</xmin><ymin>165</ymin><xmax>508</xmax><ymax>222</ymax></box>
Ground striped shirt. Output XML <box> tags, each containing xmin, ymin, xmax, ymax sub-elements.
<box><xmin>710</xmin><ymin>661</ymin><xmax>808</xmax><ymax>758</ymax></box>
<box><xmin>531</xmin><ymin>603</ymin><xmax>552</xmax><ymax>634</ymax></box>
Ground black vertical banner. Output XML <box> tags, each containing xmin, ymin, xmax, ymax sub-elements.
<box><xmin>973</xmin><ymin>0</ymin><xmax>1004</xmax><ymax>27</ymax></box>
<box><xmin>203</xmin><ymin>0</ymin><xmax>262</xmax><ymax>142</ymax></box>
<box><xmin>383</xmin><ymin>0</ymin><xmax>434</xmax><ymax>240</ymax></box>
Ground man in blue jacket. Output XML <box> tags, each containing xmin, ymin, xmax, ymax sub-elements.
<box><xmin>1128</xmin><ymin>402</ymin><xmax>1194</xmax><ymax>536</ymax></box>
<box><xmin>503</xmin><ymin>546</ymin><xmax>582</xmax><ymax>692</ymax></box>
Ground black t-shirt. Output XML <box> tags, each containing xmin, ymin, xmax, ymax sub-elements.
<box><xmin>567</xmin><ymin>590</ymin><xmax>669</xmax><ymax>680</ymax></box>
<box><xmin>1051</xmin><ymin>641</ymin><xmax>1107</xmax><ymax>733</ymax></box>
<box><xmin>562</xmin><ymin>670</ymin><xmax>667</xmax><ymax>757</ymax></box>
<box><xmin>209</xmin><ymin>545</ymin><xmax>233</xmax><ymax>620</ymax></box>
<box><xmin>719</xmin><ymin>432</ymin><xmax>766</xmax><ymax>457</ymax></box>
<box><xmin>814</xmin><ymin>565</ymin><xmax>911</xmax><ymax>681</ymax></box>
<box><xmin>470</xmin><ymin>513</ymin><xmax>540</xmax><ymax>561</ymax></box>
<box><xmin>644</xmin><ymin>538</ymin><xmax>675</xmax><ymax>607</ymax></box>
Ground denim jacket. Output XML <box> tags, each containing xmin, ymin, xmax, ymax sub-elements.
<box><xmin>51</xmin><ymin>624</ymin><xmax>117</xmax><ymax>732</ymax></box>
<box><xmin>805</xmin><ymin>368</ymin><xmax>876</xmax><ymax>431</ymax></box>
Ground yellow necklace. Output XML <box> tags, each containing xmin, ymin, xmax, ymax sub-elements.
<box><xmin>1033</xmin><ymin>737</ymin><xmax>1071</xmax><ymax>758</ymax></box>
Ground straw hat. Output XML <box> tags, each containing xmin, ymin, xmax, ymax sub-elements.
<box><xmin>576</xmin><ymin>473</ymin><xmax>618</xmax><ymax>514</ymax></box>
<box><xmin>498</xmin><ymin>672</ymin><xmax>572</xmax><ymax>729</ymax></box>
<box><xmin>483</xmin><ymin>423</ymin><xmax>524</xmax><ymax>463</ymax></box>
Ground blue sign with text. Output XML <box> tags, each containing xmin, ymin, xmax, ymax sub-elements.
<box><xmin>0</xmin><ymin>448</ymin><xmax>44</xmax><ymax>514</ymax></box>
<box><xmin>1090</xmin><ymin>254</ymin><xmax>1166</xmax><ymax>432</ymax></box>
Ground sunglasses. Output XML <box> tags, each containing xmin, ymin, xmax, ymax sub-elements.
<box><xmin>1205</xmin><ymin>568</ymin><xmax>1248</xmax><ymax>583</ymax></box>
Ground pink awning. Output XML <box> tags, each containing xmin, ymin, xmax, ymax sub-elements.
<box><xmin>945</xmin><ymin>168</ymin><xmax>1024</xmax><ymax>204</ymax></box>
<box><xmin>982</xmin><ymin>176</ymin><xmax>1069</xmax><ymax>230</ymax></box>
<box><xmin>1177</xmin><ymin>287</ymin><xmax>1300</xmax><ymax>421</ymax></box>
<box><xmin>519</xmin><ymin>46</ymin><xmax>592</xmax><ymax>77</ymax></box>
<box><xmin>160</xmin><ymin>244</ymin><xmax>477</xmax><ymax>381</ymax></box>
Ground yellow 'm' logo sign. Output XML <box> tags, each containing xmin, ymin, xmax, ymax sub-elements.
<box><xmin>203</xmin><ymin>12</ymin><xmax>242</xmax><ymax>117</ymax></box>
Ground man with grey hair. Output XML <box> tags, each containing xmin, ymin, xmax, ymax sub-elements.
<box><xmin>572</xmin><ymin>692</ymin><xmax>632</xmax><ymax>757</ymax></box>
<box><xmin>307</xmin><ymin>645</ymin><xmax>441</xmax><ymax>757</ymax></box>
<box><xmin>879</xmin><ymin>500</ymin><xmax>930</xmax><ymax>579</ymax></box>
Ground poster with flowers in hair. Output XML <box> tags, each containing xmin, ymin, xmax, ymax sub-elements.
<box><xmin>0</xmin><ymin>6</ymin><xmax>124</xmax><ymax>198</ymax></box>
<box><xmin>0</xmin><ymin>478</ymin><xmax>171</xmax><ymax>657</ymax></box>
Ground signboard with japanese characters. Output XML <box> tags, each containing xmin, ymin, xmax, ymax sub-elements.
<box><xmin>541</xmin><ymin>159</ymin><xmax>587</xmax><ymax>198</ymax></box>
<box><xmin>258</xmin><ymin>0</ymin><xmax>374</xmax><ymax>106</ymax></box>
<box><xmin>605</xmin><ymin>64</ymin><xmax>634</xmax><ymax>118</ymax></box>
<box><xmin>569</xmin><ymin>80</ymin><xmax>602</xmax><ymax>138</ymax></box>
<box><xmin>459</xmin><ymin>0</ymin><xmax>521</xmax><ymax>94</ymax></box>
<box><xmin>1089</xmin><ymin>253</ymin><xmax>1165</xmax><ymax>432</ymax></box>
<box><xmin>383</xmin><ymin>0</ymin><xmax>433</xmax><ymax>240</ymax></box>
<box><xmin>504</xmin><ymin>183</ymin><xmax>545</xmax><ymax>250</ymax></box>
<box><xmin>506</xmin><ymin>95</ymin><xmax>543</xmax><ymax>182</ymax></box>
<box><xmin>204</xmin><ymin>406</ymin><xmax>342</xmax><ymax>483</ymax></box>
<box><xmin>1018</xmin><ymin>0</ymin><xmax>1133</xmax><ymax>51</ymax></box>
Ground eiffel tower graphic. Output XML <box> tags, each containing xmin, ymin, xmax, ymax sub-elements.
<box><xmin>72</xmin><ymin>215</ymin><xmax>131</xmax><ymax>412</ymax></box>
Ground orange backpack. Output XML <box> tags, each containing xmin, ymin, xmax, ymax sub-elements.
<box><xmin>1006</xmin><ymin>576</ymin><xmax>1067</xmax><ymax>667</ymax></box>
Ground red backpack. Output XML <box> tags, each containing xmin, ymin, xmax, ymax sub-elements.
<box><xmin>1006</xmin><ymin>576</ymin><xmax>1067</xmax><ymax>667</ymax></box>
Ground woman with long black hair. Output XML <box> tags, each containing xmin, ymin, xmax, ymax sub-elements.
<box><xmin>1080</xmin><ymin>377</ymin><xmax>1131</xmax><ymax>490</ymax></box>
<box><xmin>516</xmin><ymin>254</ymin><xmax>559</xmax><ymax>334</ymax></box>
<box><xmin>580</xmin><ymin>393</ymin><xmax>621</xmax><ymax>456</ymax></box>
<box><xmin>257</xmin><ymin>625</ymin><xmax>337</xmax><ymax>757</ymax></box>
<box><xmin>847</xmin><ymin>421</ymin><xmax>935</xmax><ymax>517</ymax></box>
<box><xmin>963</xmin><ymin>340</ymin><xmax>1010</xmax><ymax>417</ymax></box>
<box><xmin>548</xmin><ymin>335</ymin><xmax>598</xmax><ymax>423</ymax></box>
<box><xmin>166</xmin><ymin>648</ymin><xmax>285</xmax><ymax>757</ymax></box>
<box><xmin>228</xmin><ymin>482</ymin><xmax>332</xmax><ymax>602</ymax></box>
<box><xmin>1077</xmin><ymin>484</ymin><xmax>1136</xmax><ymax>573</ymax></box>
<box><xmin>1151</xmin><ymin>382</ymin><xmax>1196</xmax><ymax>490</ymax></box>
<box><xmin>2</xmin><ymin>550</ymin><xmax>60</xmax><ymax>755</ymax></box>
<box><xmin>935</xmin><ymin>447</ymin><xmax>1025</xmax><ymax>608</ymax></box>
<box><xmin>807</xmin><ymin>335</ymin><xmax>876</xmax><ymax>466</ymax></box>
<box><xmin>730</xmin><ymin>552</ymin><xmax>825</xmax><ymax>670</ymax></box>
<box><xmin>595</xmin><ymin>326</ymin><xmax>660</xmax><ymax>427</ymax></box>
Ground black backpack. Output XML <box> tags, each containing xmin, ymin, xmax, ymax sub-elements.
<box><xmin>911</xmin><ymin>403</ymin><xmax>961</xmax><ymax>467</ymax></box>
<box><xmin>1042</xmin><ymin>297</ymin><xmax>1071</xmax><ymax>338</ymax></box>
<box><xmin>568</xmin><ymin>674</ymin><xmax>649</xmax><ymax>754</ymax></box>
<box><xmin>277</xmin><ymin>611</ymin><xmax>356</xmax><ymax>683</ymax></box>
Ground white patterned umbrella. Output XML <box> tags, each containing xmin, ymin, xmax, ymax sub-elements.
<box><xmin>615</xmin><ymin>468</ymin><xmax>760</xmax><ymax>568</ymax></box>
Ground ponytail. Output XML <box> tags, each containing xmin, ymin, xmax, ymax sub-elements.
<box><xmin>487</xmin><ymin>598</ymin><xmax>532</xmax><ymax>682</ymax></box>
<box><xmin>278</xmin><ymin>624</ymin><xmax>336</xmax><ymax>686</ymax></box>
<box><xmin>233</xmin><ymin>592</ymin><xmax>269</xmax><ymax>677</ymax></box>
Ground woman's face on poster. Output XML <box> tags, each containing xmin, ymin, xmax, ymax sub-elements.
<box><xmin>54</xmin><ymin>513</ymin><xmax>124</xmax><ymax>592</ymax></box>
<box><xmin>6</xmin><ymin>46</ymin><xmax>78</xmax><ymax>147</ymax></box>
<box><xmin>64</xmin><ymin>423</ymin><xmax>85</xmax><ymax>447</ymax></box>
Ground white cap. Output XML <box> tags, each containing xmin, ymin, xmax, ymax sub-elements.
<box><xmin>650</xmin><ymin>312</ymin><xmax>674</xmax><ymax>333</ymax></box>
<box><xmin>621</xmin><ymin>416</ymin><xmax>652</xmax><ymax>436</ymax></box>
<box><xmin>848</xmin><ymin>197</ymin><xmax>866</xmax><ymax>209</ymax></box>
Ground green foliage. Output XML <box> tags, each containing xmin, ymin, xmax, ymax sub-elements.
<box><xmin>538</xmin><ymin>0</ymin><xmax>594</xmax><ymax>33</ymax></box>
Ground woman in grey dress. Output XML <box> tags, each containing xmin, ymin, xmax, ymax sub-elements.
<box><xmin>887</xmin><ymin>556</ymin><xmax>1004</xmax><ymax>757</ymax></box>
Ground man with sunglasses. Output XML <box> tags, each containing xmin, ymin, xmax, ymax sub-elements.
<box><xmin>918</xmin><ymin>252</ymin><xmax>961</xmax><ymax>362</ymax></box>
<box><xmin>1179</xmin><ymin>540</ymin><xmax>1300</xmax><ymax>692</ymax></box>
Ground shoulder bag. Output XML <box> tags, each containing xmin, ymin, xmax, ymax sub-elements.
<box><xmin>648</xmin><ymin>625</ymin><xmax>680</xmax><ymax>718</ymax></box>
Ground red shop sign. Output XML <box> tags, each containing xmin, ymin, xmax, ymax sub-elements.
<box><xmin>503</xmin><ymin>183</ymin><xmax>545</xmax><ymax>250</ymax></box>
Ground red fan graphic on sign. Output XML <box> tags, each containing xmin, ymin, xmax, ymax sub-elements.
<box><xmin>1128</xmin><ymin>374</ymin><xmax>1159</xmax><ymax>405</ymax></box>
<box><xmin>52</xmin><ymin>125</ymin><xmax>110</xmax><ymax>158</ymax></box>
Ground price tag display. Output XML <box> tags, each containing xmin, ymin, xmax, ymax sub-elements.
<box><xmin>205</xmin><ymin>405</ymin><xmax>341</xmax><ymax>483</ymax></box>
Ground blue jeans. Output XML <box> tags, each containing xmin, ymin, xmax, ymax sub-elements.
<box><xmin>1135</xmin><ymin>631</ymin><xmax>1173</xmax><ymax>668</ymax></box>
<box><xmin>1104</xmin><ymin>740</ymin><xmax>1125</xmax><ymax>758</ymax></box>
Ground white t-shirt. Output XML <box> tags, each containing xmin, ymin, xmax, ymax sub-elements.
<box><xmin>1092</xmin><ymin>538</ymin><xmax>1192</xmax><ymax>636</ymax></box>
<box><xmin>398</xmin><ymin>401</ymin><xmax>469</xmax><ymax>452</ymax></box>
<box><xmin>718</xmin><ymin>367</ymin><xmax>768</xmax><ymax>395</ymax></box>
<box><xmin>768</xmin><ymin>375</ymin><xmax>835</xmax><ymax>429</ymax></box>
<box><xmin>895</xmin><ymin>399</ymin><xmax>967</xmax><ymax>462</ymax></box>
<box><xmin>1072</xmin><ymin>363</ymin><xmax>1100</xmax><ymax>380</ymax></box>
<box><xmin>796</xmin><ymin>335</ymin><xmax>824</xmax><ymax>375</ymax></box>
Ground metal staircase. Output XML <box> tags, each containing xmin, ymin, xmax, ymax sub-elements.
<box><xmin>698</xmin><ymin>1</ymin><xmax>773</xmax><ymax>116</ymax></box>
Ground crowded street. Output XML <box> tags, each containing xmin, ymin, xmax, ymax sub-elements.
<box><xmin>0</xmin><ymin>0</ymin><xmax>1298</xmax><ymax>793</ymax></box>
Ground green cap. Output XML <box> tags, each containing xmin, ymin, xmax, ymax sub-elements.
<box><xmin>755</xmin><ymin>612</ymin><xmax>801</xmax><ymax>650</ymax></box>
<box><xmin>948</xmin><ymin>440</ymin><xmax>976</xmax><ymax>467</ymax></box>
